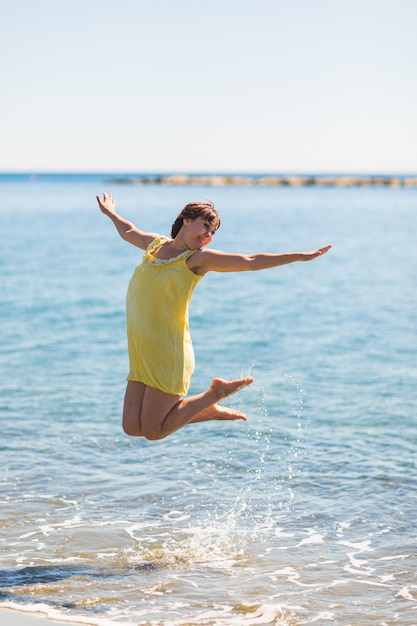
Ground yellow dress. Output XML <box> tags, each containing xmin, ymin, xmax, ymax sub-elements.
<box><xmin>126</xmin><ymin>236</ymin><xmax>203</xmax><ymax>396</ymax></box>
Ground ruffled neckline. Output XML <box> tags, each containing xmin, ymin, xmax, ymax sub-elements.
<box><xmin>142</xmin><ymin>236</ymin><xmax>197</xmax><ymax>266</ymax></box>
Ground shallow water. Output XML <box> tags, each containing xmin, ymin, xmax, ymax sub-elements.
<box><xmin>1</xmin><ymin>175</ymin><xmax>416</xmax><ymax>625</ymax></box>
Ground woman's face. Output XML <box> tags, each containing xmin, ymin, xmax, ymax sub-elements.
<box><xmin>183</xmin><ymin>216</ymin><xmax>218</xmax><ymax>248</ymax></box>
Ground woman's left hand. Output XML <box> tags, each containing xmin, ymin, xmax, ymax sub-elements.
<box><xmin>299</xmin><ymin>244</ymin><xmax>332</xmax><ymax>261</ymax></box>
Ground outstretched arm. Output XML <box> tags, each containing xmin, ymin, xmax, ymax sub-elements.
<box><xmin>96</xmin><ymin>192</ymin><xmax>159</xmax><ymax>250</ymax></box>
<box><xmin>189</xmin><ymin>244</ymin><xmax>332</xmax><ymax>274</ymax></box>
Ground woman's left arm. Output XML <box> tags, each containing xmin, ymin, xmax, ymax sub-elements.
<box><xmin>190</xmin><ymin>245</ymin><xmax>332</xmax><ymax>274</ymax></box>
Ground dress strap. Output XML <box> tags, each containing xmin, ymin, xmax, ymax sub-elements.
<box><xmin>146</xmin><ymin>235</ymin><xmax>170</xmax><ymax>255</ymax></box>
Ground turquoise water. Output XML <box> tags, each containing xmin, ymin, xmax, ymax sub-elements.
<box><xmin>1</xmin><ymin>175</ymin><xmax>416</xmax><ymax>625</ymax></box>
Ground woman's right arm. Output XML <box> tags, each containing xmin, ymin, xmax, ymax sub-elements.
<box><xmin>96</xmin><ymin>192</ymin><xmax>159</xmax><ymax>250</ymax></box>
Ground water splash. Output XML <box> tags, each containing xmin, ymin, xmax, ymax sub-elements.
<box><xmin>221</xmin><ymin>359</ymin><xmax>309</xmax><ymax>529</ymax></box>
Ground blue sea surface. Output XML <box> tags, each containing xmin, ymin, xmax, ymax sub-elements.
<box><xmin>1</xmin><ymin>174</ymin><xmax>416</xmax><ymax>625</ymax></box>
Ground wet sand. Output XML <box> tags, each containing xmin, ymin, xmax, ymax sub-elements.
<box><xmin>0</xmin><ymin>609</ymin><xmax>78</xmax><ymax>626</ymax></box>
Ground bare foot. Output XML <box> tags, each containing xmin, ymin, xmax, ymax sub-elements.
<box><xmin>190</xmin><ymin>404</ymin><xmax>247</xmax><ymax>423</ymax></box>
<box><xmin>213</xmin><ymin>405</ymin><xmax>247</xmax><ymax>420</ymax></box>
<box><xmin>210</xmin><ymin>376</ymin><xmax>254</xmax><ymax>401</ymax></box>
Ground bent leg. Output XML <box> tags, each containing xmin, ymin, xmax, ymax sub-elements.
<box><xmin>140</xmin><ymin>377</ymin><xmax>254</xmax><ymax>441</ymax></box>
<box><xmin>122</xmin><ymin>381</ymin><xmax>147</xmax><ymax>436</ymax></box>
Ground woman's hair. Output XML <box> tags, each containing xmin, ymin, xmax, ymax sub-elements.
<box><xmin>171</xmin><ymin>200</ymin><xmax>220</xmax><ymax>239</ymax></box>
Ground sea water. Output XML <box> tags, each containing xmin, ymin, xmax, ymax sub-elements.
<box><xmin>0</xmin><ymin>174</ymin><xmax>416</xmax><ymax>625</ymax></box>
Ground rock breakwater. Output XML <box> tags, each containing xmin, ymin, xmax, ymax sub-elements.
<box><xmin>107</xmin><ymin>174</ymin><xmax>417</xmax><ymax>187</ymax></box>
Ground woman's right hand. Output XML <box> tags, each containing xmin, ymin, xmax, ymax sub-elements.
<box><xmin>96</xmin><ymin>192</ymin><xmax>116</xmax><ymax>215</ymax></box>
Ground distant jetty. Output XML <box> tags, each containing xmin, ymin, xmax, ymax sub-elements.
<box><xmin>106</xmin><ymin>174</ymin><xmax>417</xmax><ymax>188</ymax></box>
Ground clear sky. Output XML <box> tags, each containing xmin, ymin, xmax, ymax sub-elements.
<box><xmin>2</xmin><ymin>0</ymin><xmax>417</xmax><ymax>173</ymax></box>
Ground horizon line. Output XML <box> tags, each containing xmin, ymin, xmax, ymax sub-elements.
<box><xmin>1</xmin><ymin>169</ymin><xmax>417</xmax><ymax>176</ymax></box>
